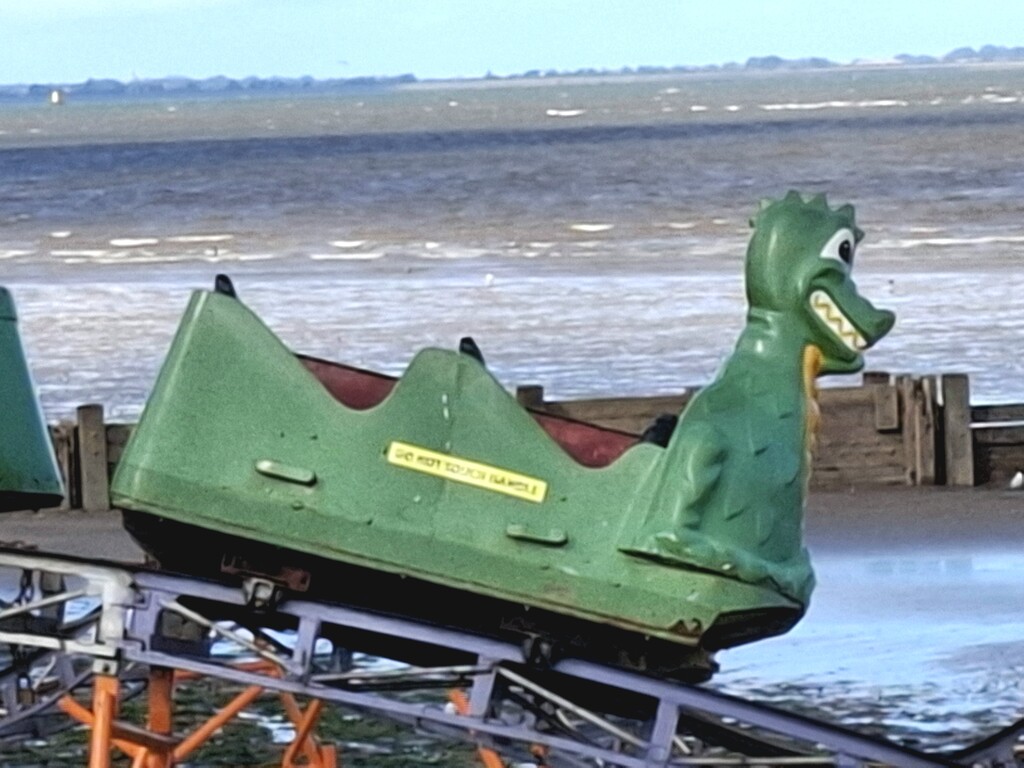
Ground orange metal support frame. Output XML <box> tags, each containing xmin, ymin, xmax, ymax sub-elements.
<box><xmin>56</xmin><ymin>665</ymin><xmax>527</xmax><ymax>767</ymax></box>
<box><xmin>58</xmin><ymin>665</ymin><xmax>338</xmax><ymax>768</ymax></box>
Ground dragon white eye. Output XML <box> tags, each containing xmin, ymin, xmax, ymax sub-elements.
<box><xmin>820</xmin><ymin>228</ymin><xmax>855</xmax><ymax>267</ymax></box>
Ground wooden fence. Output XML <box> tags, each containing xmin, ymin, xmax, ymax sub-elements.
<box><xmin>517</xmin><ymin>371</ymin><xmax>947</xmax><ymax>489</ymax></box>
<box><xmin>971</xmin><ymin>401</ymin><xmax>1024</xmax><ymax>486</ymax></box>
<box><xmin>45</xmin><ymin>371</ymin><xmax>1024</xmax><ymax>511</ymax></box>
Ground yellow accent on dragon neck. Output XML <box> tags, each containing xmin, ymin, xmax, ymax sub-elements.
<box><xmin>802</xmin><ymin>345</ymin><xmax>823</xmax><ymax>479</ymax></box>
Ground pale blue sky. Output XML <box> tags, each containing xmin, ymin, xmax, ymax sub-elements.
<box><xmin>1</xmin><ymin>0</ymin><xmax>1022</xmax><ymax>83</ymax></box>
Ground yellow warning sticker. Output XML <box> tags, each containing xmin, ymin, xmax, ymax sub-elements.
<box><xmin>387</xmin><ymin>441</ymin><xmax>548</xmax><ymax>503</ymax></box>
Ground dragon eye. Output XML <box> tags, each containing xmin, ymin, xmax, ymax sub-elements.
<box><xmin>820</xmin><ymin>228</ymin><xmax>856</xmax><ymax>268</ymax></box>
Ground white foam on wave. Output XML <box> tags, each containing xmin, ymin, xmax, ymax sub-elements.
<box><xmin>110</xmin><ymin>237</ymin><xmax>160</xmax><ymax>247</ymax></box>
<box><xmin>546</xmin><ymin>109</ymin><xmax>586</xmax><ymax>118</ymax></box>
<box><xmin>690</xmin><ymin>105</ymin><xmax>708</xmax><ymax>112</ymax></box>
<box><xmin>725</xmin><ymin>105</ymin><xmax>741</xmax><ymax>112</ymax></box>
<box><xmin>690</xmin><ymin>242</ymin><xmax>744</xmax><ymax>257</ymax></box>
<box><xmin>422</xmin><ymin>248</ymin><xmax>489</xmax><ymax>260</ymax></box>
<box><xmin>982</xmin><ymin>94</ymin><xmax>1019</xmax><ymax>104</ymax></box>
<box><xmin>330</xmin><ymin>240</ymin><xmax>368</xmax><ymax>249</ymax></box>
<box><xmin>666</xmin><ymin>222</ymin><xmax>695</xmax><ymax>230</ymax></box>
<box><xmin>0</xmin><ymin>250</ymin><xmax>33</xmax><ymax>259</ymax></box>
<box><xmin>201</xmin><ymin>249</ymin><xmax>268</xmax><ymax>263</ymax></box>
<box><xmin>167</xmin><ymin>234</ymin><xmax>235</xmax><ymax>243</ymax></box>
<box><xmin>527</xmin><ymin>242</ymin><xmax>554</xmax><ymax>249</ymax></box>
<box><xmin>762</xmin><ymin>100</ymin><xmax>853</xmax><ymax>111</ymax></box>
<box><xmin>92</xmin><ymin>254</ymin><xmax>181</xmax><ymax>265</ymax></box>
<box><xmin>60</xmin><ymin>254</ymin><xmax>176</xmax><ymax>266</ymax></box>
<box><xmin>570</xmin><ymin>223</ymin><xmax>614</xmax><ymax>233</ymax></box>
<box><xmin>51</xmin><ymin>249</ymin><xmax>109</xmax><ymax>258</ymax></box>
<box><xmin>49</xmin><ymin>231</ymin><xmax>72</xmax><ymax>239</ymax></box>
<box><xmin>309</xmin><ymin>252</ymin><xmax>384</xmax><ymax>261</ymax></box>
<box><xmin>80</xmin><ymin>252</ymin><xmax>238</xmax><ymax>266</ymax></box>
<box><xmin>878</xmin><ymin>234</ymin><xmax>1024</xmax><ymax>249</ymax></box>
<box><xmin>60</xmin><ymin>250</ymin><xmax>273</xmax><ymax>266</ymax></box>
<box><xmin>232</xmin><ymin>253</ymin><xmax>275</xmax><ymax>262</ymax></box>
<box><xmin>761</xmin><ymin>99</ymin><xmax>909</xmax><ymax>112</ymax></box>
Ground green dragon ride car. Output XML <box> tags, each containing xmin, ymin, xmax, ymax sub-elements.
<box><xmin>113</xmin><ymin>192</ymin><xmax>894</xmax><ymax>680</ymax></box>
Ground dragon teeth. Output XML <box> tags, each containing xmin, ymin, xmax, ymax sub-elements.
<box><xmin>810</xmin><ymin>290</ymin><xmax>867</xmax><ymax>352</ymax></box>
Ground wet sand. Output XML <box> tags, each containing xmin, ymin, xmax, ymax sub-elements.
<box><xmin>807</xmin><ymin>485</ymin><xmax>1024</xmax><ymax>551</ymax></box>
<box><xmin>725</xmin><ymin>486</ymin><xmax>1024</xmax><ymax>750</ymax></box>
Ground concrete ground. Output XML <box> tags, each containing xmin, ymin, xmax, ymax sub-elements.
<box><xmin>0</xmin><ymin>505</ymin><xmax>141</xmax><ymax>560</ymax></box>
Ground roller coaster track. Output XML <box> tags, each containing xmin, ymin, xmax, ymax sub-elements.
<box><xmin>0</xmin><ymin>547</ymin><xmax>1021</xmax><ymax>767</ymax></box>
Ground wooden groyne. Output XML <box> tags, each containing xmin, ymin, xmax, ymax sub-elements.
<box><xmin>45</xmin><ymin>371</ymin><xmax>1024</xmax><ymax>512</ymax></box>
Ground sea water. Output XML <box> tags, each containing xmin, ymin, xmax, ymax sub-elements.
<box><xmin>2</xmin><ymin>65</ymin><xmax>1024</xmax><ymax>419</ymax></box>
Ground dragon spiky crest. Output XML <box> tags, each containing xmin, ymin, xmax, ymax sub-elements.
<box><xmin>750</xmin><ymin>191</ymin><xmax>864</xmax><ymax>243</ymax></box>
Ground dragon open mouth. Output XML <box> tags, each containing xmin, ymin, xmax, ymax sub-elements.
<box><xmin>810</xmin><ymin>290</ymin><xmax>866</xmax><ymax>352</ymax></box>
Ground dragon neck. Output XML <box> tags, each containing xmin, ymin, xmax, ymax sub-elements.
<box><xmin>710</xmin><ymin>309</ymin><xmax>823</xmax><ymax>495</ymax></box>
<box><xmin>726</xmin><ymin>309</ymin><xmax>810</xmax><ymax>386</ymax></box>
<box><xmin>724</xmin><ymin>308</ymin><xmax>822</xmax><ymax>449</ymax></box>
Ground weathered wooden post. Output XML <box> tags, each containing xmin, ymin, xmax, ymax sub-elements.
<box><xmin>941</xmin><ymin>374</ymin><xmax>975</xmax><ymax>487</ymax></box>
<box><xmin>866</xmin><ymin>371</ymin><xmax>899</xmax><ymax>432</ymax></box>
<box><xmin>50</xmin><ymin>422</ymin><xmax>75</xmax><ymax>510</ymax></box>
<box><xmin>895</xmin><ymin>374</ymin><xmax>940</xmax><ymax>486</ymax></box>
<box><xmin>77</xmin><ymin>404</ymin><xmax>110</xmax><ymax>512</ymax></box>
<box><xmin>897</xmin><ymin>375</ymin><xmax>921</xmax><ymax>485</ymax></box>
<box><xmin>515</xmin><ymin>384</ymin><xmax>545</xmax><ymax>408</ymax></box>
<box><xmin>918</xmin><ymin>375</ymin><xmax>939</xmax><ymax>486</ymax></box>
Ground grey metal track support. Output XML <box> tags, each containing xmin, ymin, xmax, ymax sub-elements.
<box><xmin>0</xmin><ymin>547</ymin><xmax>1005</xmax><ymax>767</ymax></box>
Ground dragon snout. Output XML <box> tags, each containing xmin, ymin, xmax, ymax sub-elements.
<box><xmin>808</xmin><ymin>281</ymin><xmax>894</xmax><ymax>367</ymax></box>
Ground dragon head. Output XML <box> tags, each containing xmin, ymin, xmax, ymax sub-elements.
<box><xmin>745</xmin><ymin>191</ymin><xmax>895</xmax><ymax>374</ymax></box>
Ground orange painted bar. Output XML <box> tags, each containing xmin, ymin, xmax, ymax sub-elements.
<box><xmin>145</xmin><ymin>667</ymin><xmax>175</xmax><ymax>768</ymax></box>
<box><xmin>58</xmin><ymin>694</ymin><xmax>145</xmax><ymax>758</ymax></box>
<box><xmin>88</xmin><ymin>676</ymin><xmax>119</xmax><ymax>768</ymax></box>
<box><xmin>281</xmin><ymin>698</ymin><xmax>326</xmax><ymax>767</ymax></box>
<box><xmin>172</xmin><ymin>685</ymin><xmax>264</xmax><ymax>761</ymax></box>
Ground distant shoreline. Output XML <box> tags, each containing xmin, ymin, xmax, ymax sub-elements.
<box><xmin>4</xmin><ymin>45</ymin><xmax>1024</xmax><ymax>102</ymax></box>
<box><xmin>400</xmin><ymin>59</ymin><xmax>1024</xmax><ymax>91</ymax></box>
